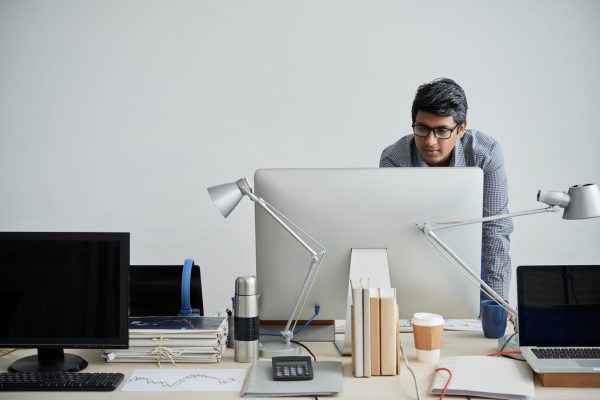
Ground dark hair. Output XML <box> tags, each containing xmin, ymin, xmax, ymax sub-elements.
<box><xmin>411</xmin><ymin>78</ymin><xmax>468</xmax><ymax>125</ymax></box>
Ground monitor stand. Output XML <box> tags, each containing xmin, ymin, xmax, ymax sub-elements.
<box><xmin>8</xmin><ymin>348</ymin><xmax>88</xmax><ymax>373</ymax></box>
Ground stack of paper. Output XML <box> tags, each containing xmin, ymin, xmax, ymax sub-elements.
<box><xmin>351</xmin><ymin>278</ymin><xmax>400</xmax><ymax>377</ymax></box>
<box><xmin>104</xmin><ymin>316</ymin><xmax>227</xmax><ymax>364</ymax></box>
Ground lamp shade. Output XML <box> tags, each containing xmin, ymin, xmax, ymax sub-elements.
<box><xmin>563</xmin><ymin>183</ymin><xmax>600</xmax><ymax>220</ymax></box>
<box><xmin>207</xmin><ymin>181</ymin><xmax>245</xmax><ymax>218</ymax></box>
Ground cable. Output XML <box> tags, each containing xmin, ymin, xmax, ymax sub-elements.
<box><xmin>293</xmin><ymin>305</ymin><xmax>320</xmax><ymax>335</ymax></box>
<box><xmin>399</xmin><ymin>342</ymin><xmax>421</xmax><ymax>400</ymax></box>
<box><xmin>290</xmin><ymin>340</ymin><xmax>317</xmax><ymax>361</ymax></box>
<box><xmin>259</xmin><ymin>305</ymin><xmax>320</xmax><ymax>337</ymax></box>
<box><xmin>287</xmin><ymin>340</ymin><xmax>317</xmax><ymax>400</ymax></box>
<box><xmin>433</xmin><ymin>367</ymin><xmax>452</xmax><ymax>400</ymax></box>
<box><xmin>178</xmin><ymin>259</ymin><xmax>196</xmax><ymax>316</ymax></box>
<box><xmin>487</xmin><ymin>350</ymin><xmax>522</xmax><ymax>358</ymax></box>
<box><xmin>498</xmin><ymin>331</ymin><xmax>518</xmax><ymax>353</ymax></box>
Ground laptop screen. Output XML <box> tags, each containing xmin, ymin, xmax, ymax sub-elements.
<box><xmin>517</xmin><ymin>265</ymin><xmax>600</xmax><ymax>347</ymax></box>
<box><xmin>130</xmin><ymin>264</ymin><xmax>204</xmax><ymax>317</ymax></box>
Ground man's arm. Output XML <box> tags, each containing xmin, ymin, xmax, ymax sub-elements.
<box><xmin>481</xmin><ymin>142</ymin><xmax>513</xmax><ymax>300</ymax></box>
<box><xmin>379</xmin><ymin>137</ymin><xmax>413</xmax><ymax>168</ymax></box>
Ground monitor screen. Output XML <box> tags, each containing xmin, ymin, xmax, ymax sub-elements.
<box><xmin>254</xmin><ymin>168</ymin><xmax>483</xmax><ymax>324</ymax></box>
<box><xmin>0</xmin><ymin>232</ymin><xmax>129</xmax><ymax>372</ymax></box>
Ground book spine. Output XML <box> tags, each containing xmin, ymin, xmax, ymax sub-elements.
<box><xmin>362</xmin><ymin>287</ymin><xmax>371</xmax><ymax>377</ymax></box>
<box><xmin>351</xmin><ymin>281</ymin><xmax>364</xmax><ymax>377</ymax></box>
<box><xmin>369</xmin><ymin>288</ymin><xmax>381</xmax><ymax>376</ymax></box>
<box><xmin>379</xmin><ymin>288</ymin><xmax>397</xmax><ymax>375</ymax></box>
<box><xmin>395</xmin><ymin>303</ymin><xmax>401</xmax><ymax>375</ymax></box>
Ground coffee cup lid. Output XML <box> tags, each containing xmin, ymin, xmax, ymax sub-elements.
<box><xmin>411</xmin><ymin>312</ymin><xmax>445</xmax><ymax>327</ymax></box>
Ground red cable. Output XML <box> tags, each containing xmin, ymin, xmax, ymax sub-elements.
<box><xmin>434</xmin><ymin>367</ymin><xmax>452</xmax><ymax>400</ymax></box>
<box><xmin>486</xmin><ymin>350</ymin><xmax>521</xmax><ymax>357</ymax></box>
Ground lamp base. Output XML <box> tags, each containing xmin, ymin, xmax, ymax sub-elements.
<box><xmin>497</xmin><ymin>332</ymin><xmax>524</xmax><ymax>360</ymax></box>
<box><xmin>259</xmin><ymin>339</ymin><xmax>302</xmax><ymax>358</ymax></box>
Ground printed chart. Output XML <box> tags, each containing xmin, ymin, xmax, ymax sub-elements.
<box><xmin>122</xmin><ymin>368</ymin><xmax>246</xmax><ymax>392</ymax></box>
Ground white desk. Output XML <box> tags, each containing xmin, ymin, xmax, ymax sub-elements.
<box><xmin>2</xmin><ymin>330</ymin><xmax>599</xmax><ymax>399</ymax></box>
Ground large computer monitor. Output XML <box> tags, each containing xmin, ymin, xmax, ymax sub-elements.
<box><xmin>254</xmin><ymin>168</ymin><xmax>483</xmax><ymax>323</ymax></box>
<box><xmin>0</xmin><ymin>232</ymin><xmax>129</xmax><ymax>372</ymax></box>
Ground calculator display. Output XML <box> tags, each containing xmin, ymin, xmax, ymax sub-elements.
<box><xmin>276</xmin><ymin>361</ymin><xmax>308</xmax><ymax>367</ymax></box>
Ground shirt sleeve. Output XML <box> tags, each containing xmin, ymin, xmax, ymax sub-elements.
<box><xmin>380</xmin><ymin>145</ymin><xmax>400</xmax><ymax>167</ymax></box>
<box><xmin>379</xmin><ymin>137</ymin><xmax>414</xmax><ymax>168</ymax></box>
<box><xmin>481</xmin><ymin>142</ymin><xmax>513</xmax><ymax>300</ymax></box>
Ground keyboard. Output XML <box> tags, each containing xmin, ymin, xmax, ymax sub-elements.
<box><xmin>0</xmin><ymin>372</ymin><xmax>125</xmax><ymax>391</ymax></box>
<box><xmin>531</xmin><ymin>347</ymin><xmax>600</xmax><ymax>359</ymax></box>
<box><xmin>399</xmin><ymin>319</ymin><xmax>413</xmax><ymax>332</ymax></box>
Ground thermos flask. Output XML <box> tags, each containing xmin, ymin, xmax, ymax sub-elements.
<box><xmin>234</xmin><ymin>276</ymin><xmax>259</xmax><ymax>362</ymax></box>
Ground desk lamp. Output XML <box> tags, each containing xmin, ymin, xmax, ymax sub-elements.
<box><xmin>208</xmin><ymin>178</ymin><xmax>326</xmax><ymax>357</ymax></box>
<box><xmin>416</xmin><ymin>183</ymin><xmax>600</xmax><ymax>352</ymax></box>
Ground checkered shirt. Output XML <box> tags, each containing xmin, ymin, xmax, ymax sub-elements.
<box><xmin>379</xmin><ymin>129</ymin><xmax>513</xmax><ymax>300</ymax></box>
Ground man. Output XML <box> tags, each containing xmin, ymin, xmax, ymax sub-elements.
<box><xmin>379</xmin><ymin>78</ymin><xmax>513</xmax><ymax>300</ymax></box>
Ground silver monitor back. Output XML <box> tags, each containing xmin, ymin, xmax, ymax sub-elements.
<box><xmin>254</xmin><ymin>168</ymin><xmax>483</xmax><ymax>320</ymax></box>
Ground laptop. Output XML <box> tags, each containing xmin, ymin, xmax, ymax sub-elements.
<box><xmin>130</xmin><ymin>264</ymin><xmax>204</xmax><ymax>317</ymax></box>
<box><xmin>518</xmin><ymin>265</ymin><xmax>600</xmax><ymax>373</ymax></box>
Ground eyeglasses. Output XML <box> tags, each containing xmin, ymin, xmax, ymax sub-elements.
<box><xmin>412</xmin><ymin>123</ymin><xmax>459</xmax><ymax>140</ymax></box>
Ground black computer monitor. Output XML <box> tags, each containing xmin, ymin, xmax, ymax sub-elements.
<box><xmin>0</xmin><ymin>232</ymin><xmax>129</xmax><ymax>373</ymax></box>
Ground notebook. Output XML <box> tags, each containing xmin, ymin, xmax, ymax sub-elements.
<box><xmin>517</xmin><ymin>265</ymin><xmax>600</xmax><ymax>374</ymax></box>
<box><xmin>431</xmin><ymin>356</ymin><xmax>534</xmax><ymax>400</ymax></box>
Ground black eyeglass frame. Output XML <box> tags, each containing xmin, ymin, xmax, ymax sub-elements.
<box><xmin>411</xmin><ymin>123</ymin><xmax>460</xmax><ymax>140</ymax></box>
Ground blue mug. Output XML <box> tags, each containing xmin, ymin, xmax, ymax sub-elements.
<box><xmin>481</xmin><ymin>300</ymin><xmax>507</xmax><ymax>339</ymax></box>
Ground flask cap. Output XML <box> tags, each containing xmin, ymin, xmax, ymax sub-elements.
<box><xmin>235</xmin><ymin>276</ymin><xmax>258</xmax><ymax>296</ymax></box>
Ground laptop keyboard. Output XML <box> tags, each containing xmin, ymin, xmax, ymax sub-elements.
<box><xmin>532</xmin><ymin>347</ymin><xmax>600</xmax><ymax>359</ymax></box>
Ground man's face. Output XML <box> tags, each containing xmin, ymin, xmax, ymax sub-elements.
<box><xmin>413</xmin><ymin>111</ymin><xmax>465</xmax><ymax>167</ymax></box>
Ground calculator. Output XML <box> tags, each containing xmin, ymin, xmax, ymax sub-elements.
<box><xmin>272</xmin><ymin>356</ymin><xmax>314</xmax><ymax>381</ymax></box>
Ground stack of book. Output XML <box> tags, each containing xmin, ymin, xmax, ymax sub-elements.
<box><xmin>351</xmin><ymin>278</ymin><xmax>401</xmax><ymax>377</ymax></box>
<box><xmin>103</xmin><ymin>316</ymin><xmax>227</xmax><ymax>364</ymax></box>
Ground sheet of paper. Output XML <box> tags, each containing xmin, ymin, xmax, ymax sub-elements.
<box><xmin>122</xmin><ymin>368</ymin><xmax>246</xmax><ymax>392</ymax></box>
<box><xmin>444</xmin><ymin>319</ymin><xmax>482</xmax><ymax>331</ymax></box>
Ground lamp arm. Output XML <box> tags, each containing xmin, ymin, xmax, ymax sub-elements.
<box><xmin>240</xmin><ymin>186</ymin><xmax>319</xmax><ymax>258</ymax></box>
<box><xmin>281</xmin><ymin>253</ymin><xmax>324</xmax><ymax>343</ymax></box>
<box><xmin>238</xmin><ymin>182</ymin><xmax>326</xmax><ymax>343</ymax></box>
<box><xmin>425</xmin><ymin>205</ymin><xmax>560</xmax><ymax>232</ymax></box>
<box><xmin>419</xmin><ymin>225</ymin><xmax>519</xmax><ymax>329</ymax></box>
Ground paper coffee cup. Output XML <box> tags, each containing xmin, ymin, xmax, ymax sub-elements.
<box><xmin>411</xmin><ymin>312</ymin><xmax>444</xmax><ymax>362</ymax></box>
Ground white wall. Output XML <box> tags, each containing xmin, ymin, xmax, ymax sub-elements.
<box><xmin>1</xmin><ymin>0</ymin><xmax>599</xmax><ymax>313</ymax></box>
